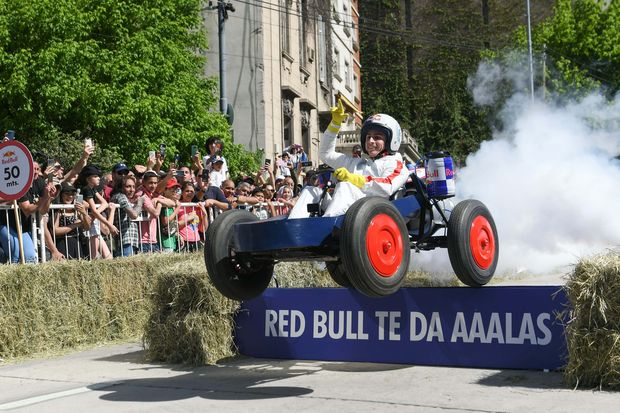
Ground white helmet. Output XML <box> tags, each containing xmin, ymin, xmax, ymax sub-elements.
<box><xmin>360</xmin><ymin>114</ymin><xmax>402</xmax><ymax>155</ymax></box>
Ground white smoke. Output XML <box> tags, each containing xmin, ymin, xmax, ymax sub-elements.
<box><xmin>411</xmin><ymin>56</ymin><xmax>620</xmax><ymax>277</ymax></box>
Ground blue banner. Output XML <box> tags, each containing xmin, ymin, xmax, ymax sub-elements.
<box><xmin>234</xmin><ymin>286</ymin><xmax>567</xmax><ymax>370</ymax></box>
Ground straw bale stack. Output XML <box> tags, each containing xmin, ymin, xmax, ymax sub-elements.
<box><xmin>564</xmin><ymin>253</ymin><xmax>620</xmax><ymax>389</ymax></box>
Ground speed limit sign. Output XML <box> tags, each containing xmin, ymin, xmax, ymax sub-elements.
<box><xmin>0</xmin><ymin>140</ymin><xmax>34</xmax><ymax>201</ymax></box>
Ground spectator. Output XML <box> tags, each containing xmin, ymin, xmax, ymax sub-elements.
<box><xmin>276</xmin><ymin>152</ymin><xmax>293</xmax><ymax>177</ymax></box>
<box><xmin>177</xmin><ymin>182</ymin><xmax>207</xmax><ymax>252</ymax></box>
<box><xmin>110</xmin><ymin>175</ymin><xmax>144</xmax><ymax>257</ymax></box>
<box><xmin>208</xmin><ymin>156</ymin><xmax>227</xmax><ymax>188</ymax></box>
<box><xmin>0</xmin><ymin>174</ymin><xmax>57</xmax><ymax>263</ymax></box>
<box><xmin>160</xmin><ymin>178</ymin><xmax>182</xmax><ymax>253</ymax></box>
<box><xmin>275</xmin><ymin>185</ymin><xmax>295</xmax><ymax>216</ymax></box>
<box><xmin>132</xmin><ymin>165</ymin><xmax>147</xmax><ymax>188</ymax></box>
<box><xmin>33</xmin><ymin>161</ymin><xmax>43</xmax><ymax>179</ymax></box>
<box><xmin>221</xmin><ymin>179</ymin><xmax>257</xmax><ymax>210</ymax></box>
<box><xmin>79</xmin><ymin>165</ymin><xmax>118</xmax><ymax>259</ymax></box>
<box><xmin>251</xmin><ymin>188</ymin><xmax>275</xmax><ymax>219</ymax></box>
<box><xmin>203</xmin><ymin>136</ymin><xmax>228</xmax><ymax>187</ymax></box>
<box><xmin>274</xmin><ymin>175</ymin><xmax>286</xmax><ymax>191</ymax></box>
<box><xmin>194</xmin><ymin>170</ymin><xmax>230</xmax><ymax>216</ymax></box>
<box><xmin>177</xmin><ymin>166</ymin><xmax>192</xmax><ymax>185</ymax></box>
<box><xmin>104</xmin><ymin>163</ymin><xmax>130</xmax><ymax>201</ymax></box>
<box><xmin>52</xmin><ymin>182</ymin><xmax>91</xmax><ymax>259</ymax></box>
<box><xmin>262</xmin><ymin>183</ymin><xmax>276</xmax><ymax>202</ymax></box>
<box><xmin>284</xmin><ymin>143</ymin><xmax>309</xmax><ymax>168</ymax></box>
<box><xmin>137</xmin><ymin>170</ymin><xmax>164</xmax><ymax>253</ymax></box>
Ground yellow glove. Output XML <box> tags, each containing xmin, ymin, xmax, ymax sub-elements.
<box><xmin>334</xmin><ymin>167</ymin><xmax>365</xmax><ymax>189</ymax></box>
<box><xmin>327</xmin><ymin>99</ymin><xmax>348</xmax><ymax>133</ymax></box>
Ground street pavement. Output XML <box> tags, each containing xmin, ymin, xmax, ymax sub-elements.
<box><xmin>1</xmin><ymin>342</ymin><xmax>619</xmax><ymax>413</ymax></box>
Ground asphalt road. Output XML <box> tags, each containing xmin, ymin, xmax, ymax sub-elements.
<box><xmin>0</xmin><ymin>342</ymin><xmax>618</xmax><ymax>412</ymax></box>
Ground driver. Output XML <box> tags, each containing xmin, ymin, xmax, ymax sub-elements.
<box><xmin>289</xmin><ymin>99</ymin><xmax>410</xmax><ymax>218</ymax></box>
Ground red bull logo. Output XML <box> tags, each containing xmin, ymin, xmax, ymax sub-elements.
<box><xmin>2</xmin><ymin>150</ymin><xmax>18</xmax><ymax>165</ymax></box>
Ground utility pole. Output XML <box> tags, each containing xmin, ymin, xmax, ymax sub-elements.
<box><xmin>526</xmin><ymin>0</ymin><xmax>535</xmax><ymax>101</ymax></box>
<box><xmin>208</xmin><ymin>1</ymin><xmax>236</xmax><ymax>117</ymax></box>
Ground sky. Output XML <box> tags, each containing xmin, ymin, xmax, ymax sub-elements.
<box><xmin>411</xmin><ymin>56</ymin><xmax>620</xmax><ymax>278</ymax></box>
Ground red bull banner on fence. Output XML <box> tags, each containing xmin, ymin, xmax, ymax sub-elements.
<box><xmin>234</xmin><ymin>286</ymin><xmax>567</xmax><ymax>370</ymax></box>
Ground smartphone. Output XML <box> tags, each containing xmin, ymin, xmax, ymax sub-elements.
<box><xmin>265</xmin><ymin>158</ymin><xmax>271</xmax><ymax>165</ymax></box>
<box><xmin>159</xmin><ymin>143</ymin><xmax>166</xmax><ymax>157</ymax></box>
<box><xmin>47</xmin><ymin>173</ymin><xmax>54</xmax><ymax>184</ymax></box>
<box><xmin>6</xmin><ymin>130</ymin><xmax>15</xmax><ymax>140</ymax></box>
<box><xmin>75</xmin><ymin>194</ymin><xmax>84</xmax><ymax>204</ymax></box>
<box><xmin>301</xmin><ymin>161</ymin><xmax>313</xmax><ymax>167</ymax></box>
<box><xmin>149</xmin><ymin>150</ymin><xmax>156</xmax><ymax>159</ymax></box>
<box><xmin>191</xmin><ymin>145</ymin><xmax>198</xmax><ymax>156</ymax></box>
<box><xmin>84</xmin><ymin>138</ymin><xmax>93</xmax><ymax>148</ymax></box>
<box><xmin>174</xmin><ymin>153</ymin><xmax>181</xmax><ymax>163</ymax></box>
<box><xmin>175</xmin><ymin>170</ymin><xmax>185</xmax><ymax>177</ymax></box>
<box><xmin>47</xmin><ymin>157</ymin><xmax>55</xmax><ymax>168</ymax></box>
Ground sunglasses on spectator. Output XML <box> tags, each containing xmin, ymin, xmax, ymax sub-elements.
<box><xmin>223</xmin><ymin>186</ymin><xmax>235</xmax><ymax>190</ymax></box>
<box><xmin>117</xmin><ymin>170</ymin><xmax>129</xmax><ymax>175</ymax></box>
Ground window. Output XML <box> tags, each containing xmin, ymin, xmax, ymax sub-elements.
<box><xmin>281</xmin><ymin>0</ymin><xmax>291</xmax><ymax>55</ymax></box>
<box><xmin>344</xmin><ymin>60</ymin><xmax>351</xmax><ymax>91</ymax></box>
<box><xmin>318</xmin><ymin>16</ymin><xmax>326</xmax><ymax>84</ymax></box>
<box><xmin>333</xmin><ymin>48</ymin><xmax>342</xmax><ymax>81</ymax></box>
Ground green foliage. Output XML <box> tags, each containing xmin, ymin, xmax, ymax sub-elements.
<box><xmin>0</xmin><ymin>0</ymin><xmax>257</xmax><ymax>173</ymax></box>
<box><xmin>529</xmin><ymin>0</ymin><xmax>620</xmax><ymax>96</ymax></box>
<box><xmin>360</xmin><ymin>0</ymin><xmax>492</xmax><ymax>163</ymax></box>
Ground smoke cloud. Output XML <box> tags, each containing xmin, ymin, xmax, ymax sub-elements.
<box><xmin>412</xmin><ymin>56</ymin><xmax>620</xmax><ymax>278</ymax></box>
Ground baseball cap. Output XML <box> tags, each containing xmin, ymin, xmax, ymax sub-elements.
<box><xmin>275</xmin><ymin>175</ymin><xmax>285</xmax><ymax>181</ymax></box>
<box><xmin>113</xmin><ymin>163</ymin><xmax>129</xmax><ymax>173</ymax></box>
<box><xmin>81</xmin><ymin>165</ymin><xmax>101</xmax><ymax>178</ymax></box>
<box><xmin>212</xmin><ymin>155</ymin><xmax>224</xmax><ymax>164</ymax></box>
<box><xmin>165</xmin><ymin>178</ymin><xmax>181</xmax><ymax>189</ymax></box>
<box><xmin>60</xmin><ymin>181</ymin><xmax>77</xmax><ymax>194</ymax></box>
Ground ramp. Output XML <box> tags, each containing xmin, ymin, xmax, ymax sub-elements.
<box><xmin>234</xmin><ymin>286</ymin><xmax>567</xmax><ymax>370</ymax></box>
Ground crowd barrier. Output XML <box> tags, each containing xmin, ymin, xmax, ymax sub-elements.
<box><xmin>0</xmin><ymin>200</ymin><xmax>286</xmax><ymax>264</ymax></box>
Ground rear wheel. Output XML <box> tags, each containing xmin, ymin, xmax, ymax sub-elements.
<box><xmin>340</xmin><ymin>197</ymin><xmax>409</xmax><ymax>297</ymax></box>
<box><xmin>325</xmin><ymin>262</ymin><xmax>352</xmax><ymax>288</ymax></box>
<box><xmin>447</xmin><ymin>199</ymin><xmax>498</xmax><ymax>287</ymax></box>
<box><xmin>204</xmin><ymin>210</ymin><xmax>274</xmax><ymax>300</ymax></box>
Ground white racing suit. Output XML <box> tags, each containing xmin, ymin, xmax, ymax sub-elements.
<box><xmin>289</xmin><ymin>128</ymin><xmax>410</xmax><ymax>218</ymax></box>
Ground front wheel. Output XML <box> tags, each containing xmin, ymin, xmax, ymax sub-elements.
<box><xmin>447</xmin><ymin>199</ymin><xmax>498</xmax><ymax>287</ymax></box>
<box><xmin>340</xmin><ymin>197</ymin><xmax>409</xmax><ymax>297</ymax></box>
<box><xmin>204</xmin><ymin>210</ymin><xmax>274</xmax><ymax>300</ymax></box>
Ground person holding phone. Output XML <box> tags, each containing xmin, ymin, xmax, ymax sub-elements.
<box><xmin>52</xmin><ymin>182</ymin><xmax>91</xmax><ymax>260</ymax></box>
<box><xmin>78</xmin><ymin>165</ymin><xmax>118</xmax><ymax>259</ymax></box>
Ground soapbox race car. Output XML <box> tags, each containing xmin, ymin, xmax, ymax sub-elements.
<box><xmin>204</xmin><ymin>153</ymin><xmax>499</xmax><ymax>301</ymax></box>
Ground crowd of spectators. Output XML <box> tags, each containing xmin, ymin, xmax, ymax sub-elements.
<box><xmin>0</xmin><ymin>133</ymin><xmax>321</xmax><ymax>264</ymax></box>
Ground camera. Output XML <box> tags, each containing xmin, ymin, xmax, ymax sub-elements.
<box><xmin>191</xmin><ymin>145</ymin><xmax>198</xmax><ymax>156</ymax></box>
<box><xmin>6</xmin><ymin>130</ymin><xmax>15</xmax><ymax>140</ymax></box>
<box><xmin>175</xmin><ymin>170</ymin><xmax>185</xmax><ymax>178</ymax></box>
<box><xmin>174</xmin><ymin>153</ymin><xmax>181</xmax><ymax>163</ymax></box>
<box><xmin>265</xmin><ymin>158</ymin><xmax>271</xmax><ymax>165</ymax></box>
<box><xmin>159</xmin><ymin>144</ymin><xmax>166</xmax><ymax>157</ymax></box>
<box><xmin>75</xmin><ymin>194</ymin><xmax>84</xmax><ymax>204</ymax></box>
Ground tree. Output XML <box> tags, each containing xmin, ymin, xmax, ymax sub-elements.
<box><xmin>0</xmin><ymin>0</ymin><xmax>259</xmax><ymax>173</ymax></box>
<box><xmin>530</xmin><ymin>0</ymin><xmax>620</xmax><ymax>97</ymax></box>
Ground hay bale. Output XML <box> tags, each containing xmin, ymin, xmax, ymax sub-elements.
<box><xmin>143</xmin><ymin>258</ymin><xmax>239</xmax><ymax>365</ymax></box>
<box><xmin>564</xmin><ymin>253</ymin><xmax>620</xmax><ymax>389</ymax></box>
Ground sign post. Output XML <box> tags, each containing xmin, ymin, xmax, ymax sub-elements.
<box><xmin>0</xmin><ymin>140</ymin><xmax>35</xmax><ymax>264</ymax></box>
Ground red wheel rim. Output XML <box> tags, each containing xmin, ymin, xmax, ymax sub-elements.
<box><xmin>365</xmin><ymin>213</ymin><xmax>403</xmax><ymax>277</ymax></box>
<box><xmin>469</xmin><ymin>216</ymin><xmax>495</xmax><ymax>270</ymax></box>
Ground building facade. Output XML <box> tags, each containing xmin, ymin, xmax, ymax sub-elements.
<box><xmin>202</xmin><ymin>0</ymin><xmax>362</xmax><ymax>166</ymax></box>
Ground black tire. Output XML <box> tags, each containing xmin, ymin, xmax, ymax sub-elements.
<box><xmin>325</xmin><ymin>261</ymin><xmax>352</xmax><ymax>288</ymax></box>
<box><xmin>340</xmin><ymin>197</ymin><xmax>409</xmax><ymax>297</ymax></box>
<box><xmin>447</xmin><ymin>199</ymin><xmax>499</xmax><ymax>287</ymax></box>
<box><xmin>204</xmin><ymin>209</ymin><xmax>274</xmax><ymax>300</ymax></box>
